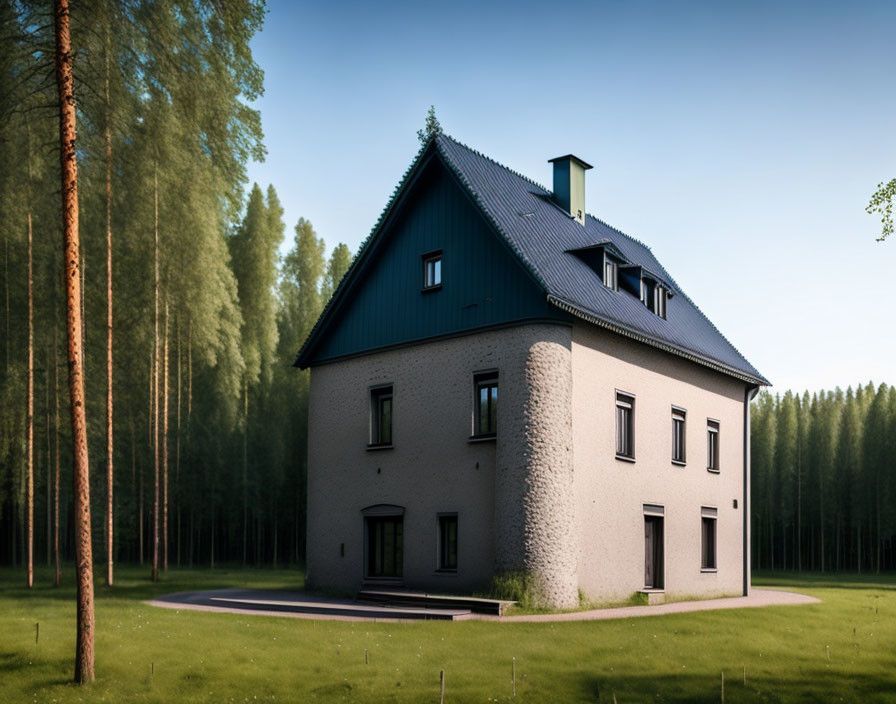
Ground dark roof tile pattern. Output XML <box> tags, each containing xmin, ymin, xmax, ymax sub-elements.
<box><xmin>434</xmin><ymin>133</ymin><xmax>767</xmax><ymax>385</ymax></box>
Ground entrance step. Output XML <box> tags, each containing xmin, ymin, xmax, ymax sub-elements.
<box><xmin>637</xmin><ymin>589</ymin><xmax>666</xmax><ymax>606</ymax></box>
<box><xmin>357</xmin><ymin>589</ymin><xmax>516</xmax><ymax>616</ymax></box>
<box><xmin>209</xmin><ymin>594</ymin><xmax>472</xmax><ymax>621</ymax></box>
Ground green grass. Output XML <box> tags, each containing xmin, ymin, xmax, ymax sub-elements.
<box><xmin>1</xmin><ymin>565</ymin><xmax>894</xmax><ymax>703</ymax></box>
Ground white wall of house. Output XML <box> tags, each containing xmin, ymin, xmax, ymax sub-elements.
<box><xmin>306</xmin><ymin>323</ymin><xmax>576</xmax><ymax>596</ymax></box>
<box><xmin>306</xmin><ymin>320</ymin><xmax>749</xmax><ymax>606</ymax></box>
<box><xmin>571</xmin><ymin>322</ymin><xmax>747</xmax><ymax>603</ymax></box>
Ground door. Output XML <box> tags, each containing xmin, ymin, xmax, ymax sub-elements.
<box><xmin>366</xmin><ymin>516</ymin><xmax>403</xmax><ymax>579</ymax></box>
<box><xmin>644</xmin><ymin>515</ymin><xmax>664</xmax><ymax>589</ymax></box>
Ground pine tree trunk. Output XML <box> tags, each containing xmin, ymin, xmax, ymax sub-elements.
<box><xmin>54</xmin><ymin>0</ymin><xmax>95</xmax><ymax>681</ymax></box>
<box><xmin>176</xmin><ymin>324</ymin><xmax>181</xmax><ymax>567</ymax></box>
<box><xmin>104</xmin><ymin>20</ymin><xmax>114</xmax><ymax>587</ymax></box>
<box><xmin>243</xmin><ymin>378</ymin><xmax>248</xmax><ymax>565</ymax></box>
<box><xmin>54</xmin><ymin>323</ymin><xmax>61</xmax><ymax>588</ymax></box>
<box><xmin>4</xmin><ymin>237</ymin><xmax>9</xmax><ymax>372</ymax></box>
<box><xmin>27</xmin><ymin>210</ymin><xmax>34</xmax><ymax>589</ymax></box>
<box><xmin>151</xmin><ymin>166</ymin><xmax>160</xmax><ymax>583</ymax></box>
<box><xmin>162</xmin><ymin>299</ymin><xmax>169</xmax><ymax>571</ymax></box>
<box><xmin>46</xmin><ymin>347</ymin><xmax>51</xmax><ymax>566</ymax></box>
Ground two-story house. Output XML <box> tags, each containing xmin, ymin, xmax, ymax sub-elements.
<box><xmin>295</xmin><ymin>133</ymin><xmax>767</xmax><ymax>609</ymax></box>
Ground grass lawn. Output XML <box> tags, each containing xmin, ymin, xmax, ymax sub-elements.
<box><xmin>1</xmin><ymin>565</ymin><xmax>894</xmax><ymax>703</ymax></box>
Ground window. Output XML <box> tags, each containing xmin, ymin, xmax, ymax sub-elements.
<box><xmin>367</xmin><ymin>515</ymin><xmax>403</xmax><ymax>578</ymax></box>
<box><xmin>644</xmin><ymin>505</ymin><xmax>664</xmax><ymax>589</ymax></box>
<box><xmin>423</xmin><ymin>251</ymin><xmax>442</xmax><ymax>289</ymax></box>
<box><xmin>615</xmin><ymin>392</ymin><xmax>635</xmax><ymax>459</ymax></box>
<box><xmin>672</xmin><ymin>407</ymin><xmax>686</xmax><ymax>464</ymax></box>
<box><xmin>701</xmin><ymin>507</ymin><xmax>717</xmax><ymax>570</ymax></box>
<box><xmin>473</xmin><ymin>373</ymin><xmax>498</xmax><ymax>437</ymax></box>
<box><xmin>707</xmin><ymin>419</ymin><xmax>719</xmax><ymax>471</ymax></box>
<box><xmin>603</xmin><ymin>257</ymin><xmax>618</xmax><ymax>290</ymax></box>
<box><xmin>370</xmin><ymin>385</ymin><xmax>393</xmax><ymax>446</ymax></box>
<box><xmin>438</xmin><ymin>514</ymin><xmax>458</xmax><ymax>571</ymax></box>
<box><xmin>640</xmin><ymin>279</ymin><xmax>648</xmax><ymax>304</ymax></box>
<box><xmin>652</xmin><ymin>285</ymin><xmax>667</xmax><ymax>319</ymax></box>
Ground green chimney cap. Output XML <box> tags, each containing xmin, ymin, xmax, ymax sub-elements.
<box><xmin>548</xmin><ymin>154</ymin><xmax>594</xmax><ymax>170</ymax></box>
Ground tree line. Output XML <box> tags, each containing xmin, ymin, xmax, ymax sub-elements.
<box><xmin>751</xmin><ymin>383</ymin><xmax>896</xmax><ymax>574</ymax></box>
<box><xmin>0</xmin><ymin>0</ymin><xmax>352</xmax><ymax>596</ymax></box>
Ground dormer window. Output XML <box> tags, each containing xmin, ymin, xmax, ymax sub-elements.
<box><xmin>422</xmin><ymin>251</ymin><xmax>442</xmax><ymax>290</ymax></box>
<box><xmin>652</xmin><ymin>285</ymin><xmax>667</xmax><ymax>319</ymax></box>
<box><xmin>603</xmin><ymin>257</ymin><xmax>618</xmax><ymax>291</ymax></box>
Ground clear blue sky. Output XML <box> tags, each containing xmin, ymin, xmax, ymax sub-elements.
<box><xmin>245</xmin><ymin>0</ymin><xmax>896</xmax><ymax>395</ymax></box>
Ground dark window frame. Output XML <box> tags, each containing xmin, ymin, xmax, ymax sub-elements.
<box><xmin>603</xmin><ymin>255</ymin><xmax>618</xmax><ymax>291</ymax></box>
<box><xmin>707</xmin><ymin>419</ymin><xmax>720</xmax><ymax>472</ymax></box>
<box><xmin>615</xmin><ymin>391</ymin><xmax>635</xmax><ymax>461</ymax></box>
<box><xmin>365</xmin><ymin>515</ymin><xmax>404</xmax><ymax>579</ymax></box>
<box><xmin>437</xmin><ymin>513</ymin><xmax>458</xmax><ymax>572</ymax></box>
<box><xmin>672</xmin><ymin>406</ymin><xmax>687</xmax><ymax>465</ymax></box>
<box><xmin>422</xmin><ymin>250</ymin><xmax>442</xmax><ymax>291</ymax></box>
<box><xmin>653</xmin><ymin>284</ymin><xmax>667</xmax><ymax>319</ymax></box>
<box><xmin>701</xmin><ymin>508</ymin><xmax>717</xmax><ymax>570</ymax></box>
<box><xmin>369</xmin><ymin>385</ymin><xmax>394</xmax><ymax>448</ymax></box>
<box><xmin>472</xmin><ymin>372</ymin><xmax>498</xmax><ymax>439</ymax></box>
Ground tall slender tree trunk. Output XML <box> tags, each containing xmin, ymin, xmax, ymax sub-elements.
<box><xmin>54</xmin><ymin>323</ymin><xmax>60</xmax><ymax>587</ymax></box>
<box><xmin>162</xmin><ymin>299</ymin><xmax>169</xmax><ymax>571</ymax></box>
<box><xmin>151</xmin><ymin>165</ymin><xmax>160</xmax><ymax>583</ymax></box>
<box><xmin>796</xmin><ymin>436</ymin><xmax>801</xmax><ymax>572</ymax></box>
<box><xmin>243</xmin><ymin>378</ymin><xmax>248</xmax><ymax>565</ymax></box>
<box><xmin>104</xmin><ymin>20</ymin><xmax>114</xmax><ymax>588</ymax></box>
<box><xmin>176</xmin><ymin>324</ymin><xmax>181</xmax><ymax>567</ymax></box>
<box><xmin>46</xmin><ymin>347</ymin><xmax>51</xmax><ymax>566</ymax></box>
<box><xmin>4</xmin><ymin>237</ymin><xmax>9</xmax><ymax>372</ymax></box>
<box><xmin>54</xmin><ymin>0</ymin><xmax>95</xmax><ymax>681</ymax></box>
<box><xmin>27</xmin><ymin>210</ymin><xmax>34</xmax><ymax>589</ymax></box>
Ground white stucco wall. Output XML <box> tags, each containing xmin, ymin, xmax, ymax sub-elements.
<box><xmin>306</xmin><ymin>323</ymin><xmax>577</xmax><ymax>601</ymax></box>
<box><xmin>571</xmin><ymin>322</ymin><xmax>748</xmax><ymax>603</ymax></box>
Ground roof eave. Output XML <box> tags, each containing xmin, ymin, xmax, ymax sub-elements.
<box><xmin>547</xmin><ymin>294</ymin><xmax>769</xmax><ymax>387</ymax></box>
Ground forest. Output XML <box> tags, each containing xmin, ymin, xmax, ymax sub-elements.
<box><xmin>1</xmin><ymin>2</ymin><xmax>895</xmax><ymax>591</ymax></box>
<box><xmin>752</xmin><ymin>383</ymin><xmax>896</xmax><ymax>574</ymax></box>
<box><xmin>0</xmin><ymin>1</ymin><xmax>352</xmax><ymax>582</ymax></box>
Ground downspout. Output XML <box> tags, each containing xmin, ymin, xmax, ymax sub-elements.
<box><xmin>743</xmin><ymin>384</ymin><xmax>760</xmax><ymax>596</ymax></box>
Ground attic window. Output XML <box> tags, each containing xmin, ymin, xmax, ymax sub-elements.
<box><xmin>422</xmin><ymin>251</ymin><xmax>442</xmax><ymax>290</ymax></box>
<box><xmin>652</xmin><ymin>285</ymin><xmax>667</xmax><ymax>319</ymax></box>
<box><xmin>603</xmin><ymin>258</ymin><xmax>618</xmax><ymax>291</ymax></box>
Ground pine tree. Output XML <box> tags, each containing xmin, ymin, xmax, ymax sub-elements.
<box><xmin>417</xmin><ymin>105</ymin><xmax>442</xmax><ymax>145</ymax></box>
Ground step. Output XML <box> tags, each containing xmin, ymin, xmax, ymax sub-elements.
<box><xmin>208</xmin><ymin>595</ymin><xmax>473</xmax><ymax>621</ymax></box>
<box><xmin>356</xmin><ymin>589</ymin><xmax>516</xmax><ymax>616</ymax></box>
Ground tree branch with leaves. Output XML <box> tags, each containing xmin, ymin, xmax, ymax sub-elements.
<box><xmin>867</xmin><ymin>178</ymin><xmax>895</xmax><ymax>241</ymax></box>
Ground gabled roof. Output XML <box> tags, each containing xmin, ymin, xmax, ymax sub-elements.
<box><xmin>297</xmin><ymin>133</ymin><xmax>767</xmax><ymax>386</ymax></box>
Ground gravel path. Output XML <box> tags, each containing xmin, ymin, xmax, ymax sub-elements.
<box><xmin>147</xmin><ymin>587</ymin><xmax>818</xmax><ymax>623</ymax></box>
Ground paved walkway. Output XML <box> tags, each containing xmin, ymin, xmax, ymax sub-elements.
<box><xmin>147</xmin><ymin>587</ymin><xmax>818</xmax><ymax>623</ymax></box>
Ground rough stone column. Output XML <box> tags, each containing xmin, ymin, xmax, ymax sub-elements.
<box><xmin>495</xmin><ymin>325</ymin><xmax>578</xmax><ymax>609</ymax></box>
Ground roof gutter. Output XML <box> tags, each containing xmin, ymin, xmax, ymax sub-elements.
<box><xmin>743</xmin><ymin>383</ymin><xmax>760</xmax><ymax>596</ymax></box>
<box><xmin>546</xmin><ymin>294</ymin><xmax>768</xmax><ymax>386</ymax></box>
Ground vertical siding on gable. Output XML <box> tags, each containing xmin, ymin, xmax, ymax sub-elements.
<box><xmin>310</xmin><ymin>160</ymin><xmax>566</xmax><ymax>364</ymax></box>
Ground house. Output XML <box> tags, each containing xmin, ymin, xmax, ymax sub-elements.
<box><xmin>295</xmin><ymin>133</ymin><xmax>767</xmax><ymax>609</ymax></box>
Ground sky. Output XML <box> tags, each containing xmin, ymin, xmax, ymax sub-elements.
<box><xmin>245</xmin><ymin>0</ymin><xmax>896</xmax><ymax>395</ymax></box>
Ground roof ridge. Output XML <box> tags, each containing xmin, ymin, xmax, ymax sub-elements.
<box><xmin>436</xmin><ymin>133</ymin><xmax>552</xmax><ymax>195</ymax></box>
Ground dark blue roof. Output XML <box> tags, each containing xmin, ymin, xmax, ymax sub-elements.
<box><xmin>433</xmin><ymin>133</ymin><xmax>767</xmax><ymax>385</ymax></box>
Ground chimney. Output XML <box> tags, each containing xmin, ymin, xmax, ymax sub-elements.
<box><xmin>548</xmin><ymin>154</ymin><xmax>593</xmax><ymax>225</ymax></box>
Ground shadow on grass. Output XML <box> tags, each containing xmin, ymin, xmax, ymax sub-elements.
<box><xmin>754</xmin><ymin>570</ymin><xmax>896</xmax><ymax>592</ymax></box>
<box><xmin>0</xmin><ymin>564</ymin><xmax>306</xmax><ymax>604</ymax></box>
<box><xmin>578</xmin><ymin>669</ymin><xmax>896</xmax><ymax>703</ymax></box>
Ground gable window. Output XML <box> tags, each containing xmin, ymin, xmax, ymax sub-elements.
<box><xmin>473</xmin><ymin>372</ymin><xmax>498</xmax><ymax>438</ymax></box>
<box><xmin>672</xmin><ymin>407</ymin><xmax>686</xmax><ymax>464</ymax></box>
<box><xmin>423</xmin><ymin>251</ymin><xmax>442</xmax><ymax>290</ymax></box>
<box><xmin>640</xmin><ymin>279</ymin><xmax>648</xmax><ymax>304</ymax></box>
<box><xmin>701</xmin><ymin>507</ymin><xmax>717</xmax><ymax>570</ymax></box>
<box><xmin>615</xmin><ymin>391</ymin><xmax>635</xmax><ymax>460</ymax></box>
<box><xmin>369</xmin><ymin>385</ymin><xmax>393</xmax><ymax>447</ymax></box>
<box><xmin>707</xmin><ymin>419</ymin><xmax>720</xmax><ymax>472</ymax></box>
<box><xmin>603</xmin><ymin>257</ymin><xmax>618</xmax><ymax>291</ymax></box>
<box><xmin>652</xmin><ymin>285</ymin><xmax>667</xmax><ymax>319</ymax></box>
<box><xmin>438</xmin><ymin>514</ymin><xmax>458</xmax><ymax>571</ymax></box>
